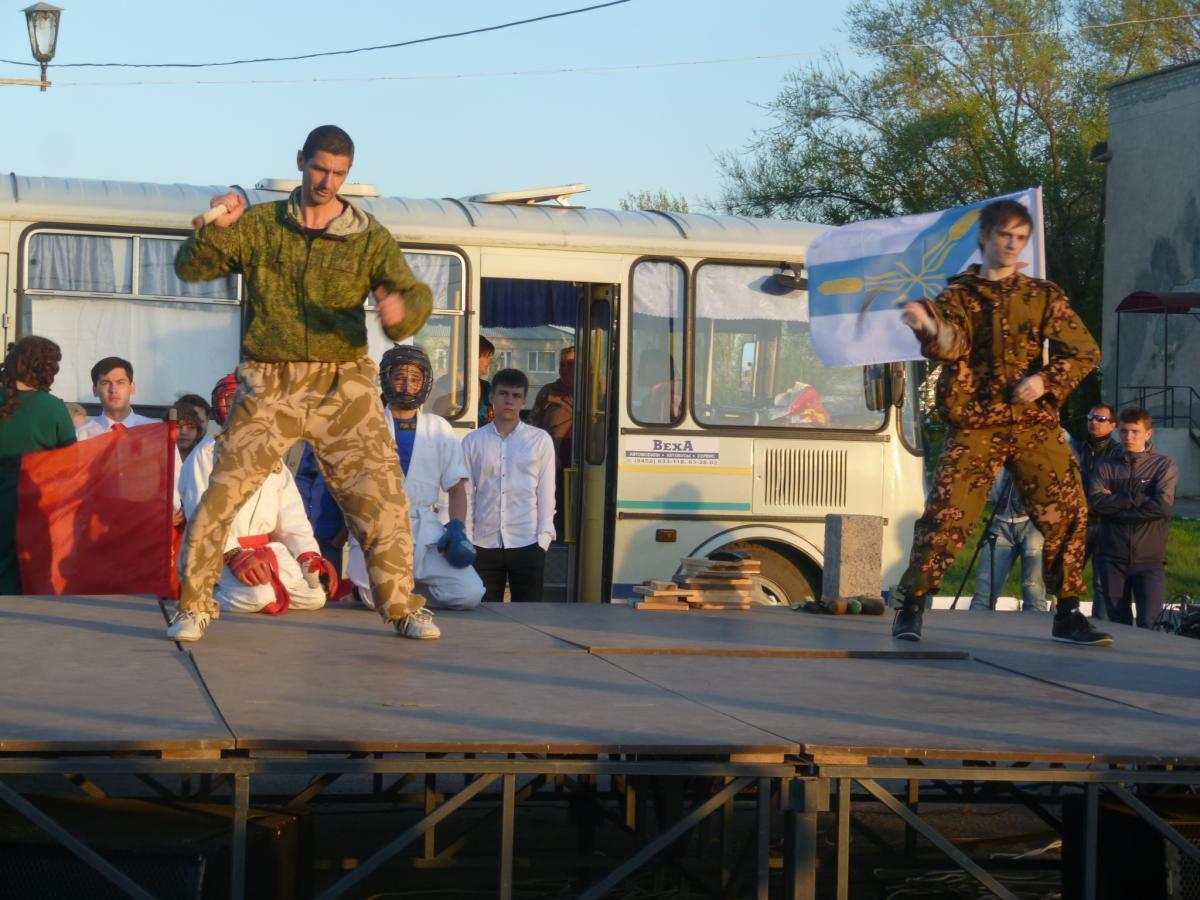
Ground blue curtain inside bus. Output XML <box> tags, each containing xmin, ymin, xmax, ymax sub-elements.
<box><xmin>482</xmin><ymin>278</ymin><xmax>576</xmax><ymax>328</ymax></box>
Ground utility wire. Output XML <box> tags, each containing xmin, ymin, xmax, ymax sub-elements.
<box><xmin>0</xmin><ymin>0</ymin><xmax>632</xmax><ymax>69</ymax></box>
<box><xmin>37</xmin><ymin>10</ymin><xmax>1200</xmax><ymax>88</ymax></box>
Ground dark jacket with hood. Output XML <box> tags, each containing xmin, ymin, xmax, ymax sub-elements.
<box><xmin>1088</xmin><ymin>445</ymin><xmax>1178</xmax><ymax>565</ymax></box>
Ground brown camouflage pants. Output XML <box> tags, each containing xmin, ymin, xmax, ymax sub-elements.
<box><xmin>899</xmin><ymin>423</ymin><xmax>1088</xmax><ymax>600</ymax></box>
<box><xmin>179</xmin><ymin>358</ymin><xmax>418</xmax><ymax>622</ymax></box>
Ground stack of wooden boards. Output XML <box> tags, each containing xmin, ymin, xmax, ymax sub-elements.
<box><xmin>632</xmin><ymin>557</ymin><xmax>761</xmax><ymax>611</ymax></box>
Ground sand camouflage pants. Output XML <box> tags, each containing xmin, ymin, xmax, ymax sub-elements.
<box><xmin>179</xmin><ymin>358</ymin><xmax>418</xmax><ymax>622</ymax></box>
<box><xmin>899</xmin><ymin>423</ymin><xmax>1088</xmax><ymax>600</ymax></box>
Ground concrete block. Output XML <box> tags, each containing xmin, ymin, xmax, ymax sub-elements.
<box><xmin>821</xmin><ymin>514</ymin><xmax>884</xmax><ymax>603</ymax></box>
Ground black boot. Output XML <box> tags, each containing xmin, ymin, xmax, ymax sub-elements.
<box><xmin>1052</xmin><ymin>600</ymin><xmax>1113</xmax><ymax>646</ymax></box>
<box><xmin>892</xmin><ymin>600</ymin><xmax>924</xmax><ymax>642</ymax></box>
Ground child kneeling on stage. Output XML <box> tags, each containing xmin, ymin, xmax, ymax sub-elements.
<box><xmin>346</xmin><ymin>345</ymin><xmax>485</xmax><ymax>613</ymax></box>
<box><xmin>178</xmin><ymin>375</ymin><xmax>339</xmax><ymax>617</ymax></box>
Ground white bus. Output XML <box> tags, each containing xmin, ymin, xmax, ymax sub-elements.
<box><xmin>0</xmin><ymin>174</ymin><xmax>926</xmax><ymax>603</ymax></box>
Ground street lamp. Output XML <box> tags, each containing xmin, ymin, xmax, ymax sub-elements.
<box><xmin>23</xmin><ymin>3</ymin><xmax>62</xmax><ymax>92</ymax></box>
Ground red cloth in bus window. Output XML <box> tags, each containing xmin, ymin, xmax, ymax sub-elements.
<box><xmin>16</xmin><ymin>422</ymin><xmax>178</xmax><ymax>597</ymax></box>
<box><xmin>773</xmin><ymin>381</ymin><xmax>831</xmax><ymax>425</ymax></box>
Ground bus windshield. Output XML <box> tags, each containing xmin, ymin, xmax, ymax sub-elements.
<box><xmin>692</xmin><ymin>263</ymin><xmax>883</xmax><ymax>430</ymax></box>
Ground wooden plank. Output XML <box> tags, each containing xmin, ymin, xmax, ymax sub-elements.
<box><xmin>0</xmin><ymin>595</ymin><xmax>234</xmax><ymax>752</ymax></box>
<box><xmin>634</xmin><ymin>602</ymin><xmax>689</xmax><ymax>612</ymax></box>
<box><xmin>185</xmin><ymin>603</ymin><xmax>795</xmax><ymax>755</ymax></box>
<box><xmin>680</xmin><ymin>577</ymin><xmax>756</xmax><ymax>589</ymax></box>
<box><xmin>632</xmin><ymin>585</ymin><xmax>698</xmax><ymax>599</ymax></box>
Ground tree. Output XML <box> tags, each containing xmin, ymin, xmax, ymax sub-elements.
<box><xmin>718</xmin><ymin>0</ymin><xmax>1199</xmax><ymax>375</ymax></box>
<box><xmin>619</xmin><ymin>190</ymin><xmax>690</xmax><ymax>213</ymax></box>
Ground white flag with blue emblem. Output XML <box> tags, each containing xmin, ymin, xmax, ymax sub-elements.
<box><xmin>806</xmin><ymin>188</ymin><xmax>1045</xmax><ymax>367</ymax></box>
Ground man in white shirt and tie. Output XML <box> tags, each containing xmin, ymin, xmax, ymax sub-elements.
<box><xmin>75</xmin><ymin>357</ymin><xmax>159</xmax><ymax>439</ymax></box>
<box><xmin>462</xmin><ymin>368</ymin><xmax>556</xmax><ymax>602</ymax></box>
<box><xmin>75</xmin><ymin>355</ymin><xmax>183</xmax><ymax>520</ymax></box>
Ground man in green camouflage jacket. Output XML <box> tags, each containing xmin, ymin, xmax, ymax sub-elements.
<box><xmin>167</xmin><ymin>125</ymin><xmax>440</xmax><ymax>642</ymax></box>
<box><xmin>893</xmin><ymin>198</ymin><xmax>1112</xmax><ymax>646</ymax></box>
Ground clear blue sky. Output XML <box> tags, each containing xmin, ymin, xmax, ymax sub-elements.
<box><xmin>2</xmin><ymin>1</ymin><xmax>860</xmax><ymax>210</ymax></box>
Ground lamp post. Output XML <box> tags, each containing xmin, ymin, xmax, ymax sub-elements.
<box><xmin>23</xmin><ymin>3</ymin><xmax>62</xmax><ymax>91</ymax></box>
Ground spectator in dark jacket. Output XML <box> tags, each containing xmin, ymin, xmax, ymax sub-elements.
<box><xmin>1088</xmin><ymin>406</ymin><xmax>1178</xmax><ymax>628</ymax></box>
<box><xmin>1071</xmin><ymin>402</ymin><xmax>1123</xmax><ymax>619</ymax></box>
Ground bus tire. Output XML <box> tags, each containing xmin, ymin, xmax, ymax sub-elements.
<box><xmin>722</xmin><ymin>541</ymin><xmax>819</xmax><ymax>607</ymax></box>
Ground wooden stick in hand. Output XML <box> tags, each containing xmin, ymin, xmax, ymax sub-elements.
<box><xmin>191</xmin><ymin>204</ymin><xmax>229</xmax><ymax>230</ymax></box>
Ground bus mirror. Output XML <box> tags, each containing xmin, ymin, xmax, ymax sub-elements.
<box><xmin>890</xmin><ymin>363</ymin><xmax>906</xmax><ymax>408</ymax></box>
<box><xmin>863</xmin><ymin>365</ymin><xmax>887</xmax><ymax>411</ymax></box>
<box><xmin>772</xmin><ymin>264</ymin><xmax>807</xmax><ymax>292</ymax></box>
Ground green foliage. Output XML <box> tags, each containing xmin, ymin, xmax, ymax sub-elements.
<box><xmin>718</xmin><ymin>0</ymin><xmax>1199</xmax><ymax>426</ymax></box>
<box><xmin>618</xmin><ymin>190</ymin><xmax>691</xmax><ymax>213</ymax></box>
<box><xmin>940</xmin><ymin>514</ymin><xmax>1200</xmax><ymax>602</ymax></box>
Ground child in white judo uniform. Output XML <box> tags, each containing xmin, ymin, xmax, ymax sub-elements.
<box><xmin>347</xmin><ymin>345</ymin><xmax>484</xmax><ymax>611</ymax></box>
<box><xmin>178</xmin><ymin>374</ymin><xmax>339</xmax><ymax>615</ymax></box>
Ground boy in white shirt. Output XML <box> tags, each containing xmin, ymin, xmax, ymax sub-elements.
<box><xmin>462</xmin><ymin>368</ymin><xmax>555</xmax><ymax>602</ymax></box>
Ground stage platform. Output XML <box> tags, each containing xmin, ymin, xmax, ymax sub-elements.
<box><xmin>1</xmin><ymin>595</ymin><xmax>1198</xmax><ymax>898</ymax></box>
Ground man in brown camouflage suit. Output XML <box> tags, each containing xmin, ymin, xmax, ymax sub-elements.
<box><xmin>166</xmin><ymin>125</ymin><xmax>439</xmax><ymax>642</ymax></box>
<box><xmin>893</xmin><ymin>199</ymin><xmax>1112</xmax><ymax>646</ymax></box>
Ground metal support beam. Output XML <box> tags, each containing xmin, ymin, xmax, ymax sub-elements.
<box><xmin>756</xmin><ymin>778</ymin><xmax>771</xmax><ymax>900</ymax></box>
<box><xmin>782</xmin><ymin>778</ymin><xmax>819</xmax><ymax>900</ymax></box>
<box><xmin>721</xmin><ymin>776</ymin><xmax>736</xmax><ymax>889</ymax></box>
<box><xmin>836</xmin><ymin>778</ymin><xmax>850</xmax><ymax>900</ymax></box>
<box><xmin>0</xmin><ymin>780</ymin><xmax>156</xmax><ymax>900</ymax></box>
<box><xmin>316</xmin><ymin>773</ymin><xmax>499</xmax><ymax>900</ymax></box>
<box><xmin>230</xmin><ymin>773</ymin><xmax>249</xmax><ymax>900</ymax></box>
<box><xmin>857</xmin><ymin>778</ymin><xmax>1018</xmax><ymax>900</ymax></box>
<box><xmin>576</xmin><ymin>776</ymin><xmax>752</xmax><ymax>900</ymax></box>
<box><xmin>285</xmin><ymin>772</ymin><xmax>343</xmax><ymax>812</ymax></box>
<box><xmin>1106</xmin><ymin>784</ymin><xmax>1200</xmax><ymax>867</ymax></box>
<box><xmin>500</xmin><ymin>773</ymin><xmax>515</xmax><ymax>900</ymax></box>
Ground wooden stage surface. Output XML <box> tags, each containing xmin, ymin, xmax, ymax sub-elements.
<box><xmin>1</xmin><ymin>596</ymin><xmax>1197</xmax><ymax>766</ymax></box>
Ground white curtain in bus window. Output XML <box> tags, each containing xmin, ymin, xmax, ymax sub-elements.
<box><xmin>630</xmin><ymin>261</ymin><xmax>685</xmax><ymax>426</ymax></box>
<box><xmin>24</xmin><ymin>232</ymin><xmax>241</xmax><ymax>407</ymax></box>
<box><xmin>365</xmin><ymin>251</ymin><xmax>467</xmax><ymax>418</ymax></box>
<box><xmin>693</xmin><ymin>263</ymin><xmax>884</xmax><ymax>430</ymax></box>
<box><xmin>140</xmin><ymin>238</ymin><xmax>237</xmax><ymax>299</ymax></box>
<box><xmin>27</xmin><ymin>233</ymin><xmax>132</xmax><ymax>293</ymax></box>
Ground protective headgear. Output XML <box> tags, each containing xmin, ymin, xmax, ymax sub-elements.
<box><xmin>211</xmin><ymin>373</ymin><xmax>240</xmax><ymax>426</ymax></box>
<box><xmin>380</xmin><ymin>344</ymin><xmax>432</xmax><ymax>410</ymax></box>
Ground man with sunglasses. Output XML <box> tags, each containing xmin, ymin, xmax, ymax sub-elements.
<box><xmin>1072</xmin><ymin>404</ymin><xmax>1123</xmax><ymax>619</ymax></box>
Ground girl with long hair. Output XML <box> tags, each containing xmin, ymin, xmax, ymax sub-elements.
<box><xmin>0</xmin><ymin>336</ymin><xmax>75</xmax><ymax>592</ymax></box>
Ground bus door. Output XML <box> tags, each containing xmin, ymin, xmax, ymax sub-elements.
<box><xmin>567</xmin><ymin>283</ymin><xmax>618</xmax><ymax>602</ymax></box>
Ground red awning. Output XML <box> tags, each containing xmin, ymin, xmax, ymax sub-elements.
<box><xmin>1116</xmin><ymin>291</ymin><xmax>1200</xmax><ymax>314</ymax></box>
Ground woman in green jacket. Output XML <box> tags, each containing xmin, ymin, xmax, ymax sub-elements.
<box><xmin>0</xmin><ymin>336</ymin><xmax>75</xmax><ymax>592</ymax></box>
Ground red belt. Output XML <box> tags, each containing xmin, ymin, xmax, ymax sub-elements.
<box><xmin>236</xmin><ymin>534</ymin><xmax>290</xmax><ymax>616</ymax></box>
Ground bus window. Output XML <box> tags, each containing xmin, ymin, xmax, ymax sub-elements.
<box><xmin>693</xmin><ymin>263</ymin><xmax>884</xmax><ymax>430</ymax></box>
<box><xmin>23</xmin><ymin>231</ymin><xmax>241</xmax><ymax>406</ymax></box>
<box><xmin>630</xmin><ymin>260</ymin><xmax>684</xmax><ymax>426</ymax></box>
<box><xmin>367</xmin><ymin>250</ymin><xmax>467</xmax><ymax>418</ymax></box>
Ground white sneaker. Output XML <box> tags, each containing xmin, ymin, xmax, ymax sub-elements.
<box><xmin>167</xmin><ymin>609</ymin><xmax>211</xmax><ymax>642</ymax></box>
<box><xmin>393</xmin><ymin>608</ymin><xmax>440</xmax><ymax>640</ymax></box>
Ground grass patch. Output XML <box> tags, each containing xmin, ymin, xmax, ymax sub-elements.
<box><xmin>939</xmin><ymin>513</ymin><xmax>1199</xmax><ymax>602</ymax></box>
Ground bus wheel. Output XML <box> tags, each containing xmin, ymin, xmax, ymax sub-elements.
<box><xmin>723</xmin><ymin>541</ymin><xmax>818</xmax><ymax>607</ymax></box>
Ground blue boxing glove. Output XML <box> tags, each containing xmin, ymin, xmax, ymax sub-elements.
<box><xmin>436</xmin><ymin>519</ymin><xmax>476</xmax><ymax>569</ymax></box>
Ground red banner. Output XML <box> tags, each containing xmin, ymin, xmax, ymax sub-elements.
<box><xmin>16</xmin><ymin>422</ymin><xmax>178</xmax><ymax>597</ymax></box>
